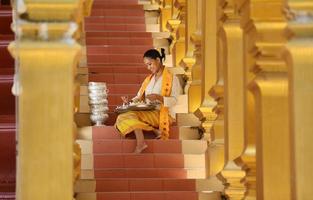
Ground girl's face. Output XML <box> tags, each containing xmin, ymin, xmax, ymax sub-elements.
<box><xmin>143</xmin><ymin>57</ymin><xmax>161</xmax><ymax>74</ymax></box>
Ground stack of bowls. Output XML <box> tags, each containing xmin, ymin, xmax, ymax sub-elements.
<box><xmin>88</xmin><ymin>82</ymin><xmax>109</xmax><ymax>126</ymax></box>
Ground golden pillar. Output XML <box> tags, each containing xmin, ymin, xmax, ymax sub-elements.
<box><xmin>233</xmin><ymin>0</ymin><xmax>258</xmax><ymax>198</ymax></box>
<box><xmin>171</xmin><ymin>0</ymin><xmax>186</xmax><ymax>67</ymax></box>
<box><xmin>188</xmin><ymin>0</ymin><xmax>202</xmax><ymax>113</ymax></box>
<box><xmin>8</xmin><ymin>0</ymin><xmax>92</xmax><ymax>199</ymax></box>
<box><xmin>180</xmin><ymin>0</ymin><xmax>197</xmax><ymax>94</ymax></box>
<box><xmin>245</xmin><ymin>0</ymin><xmax>291</xmax><ymax>199</ymax></box>
<box><xmin>232</xmin><ymin>0</ymin><xmax>292</xmax><ymax>199</ymax></box>
<box><xmin>286</xmin><ymin>1</ymin><xmax>313</xmax><ymax>199</ymax></box>
<box><xmin>194</xmin><ymin>0</ymin><xmax>219</xmax><ymax>142</ymax></box>
<box><xmin>160</xmin><ymin>0</ymin><xmax>173</xmax><ymax>32</ymax></box>
<box><xmin>216</xmin><ymin>0</ymin><xmax>246</xmax><ymax>199</ymax></box>
<box><xmin>10</xmin><ymin>41</ymin><xmax>81</xmax><ymax>200</ymax></box>
<box><xmin>195</xmin><ymin>1</ymin><xmax>224</xmax><ymax>194</ymax></box>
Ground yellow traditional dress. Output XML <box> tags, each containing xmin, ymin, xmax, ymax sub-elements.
<box><xmin>115</xmin><ymin>68</ymin><xmax>182</xmax><ymax>139</ymax></box>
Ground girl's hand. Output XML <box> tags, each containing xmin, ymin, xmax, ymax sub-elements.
<box><xmin>146</xmin><ymin>94</ymin><xmax>163</xmax><ymax>103</ymax></box>
<box><xmin>121</xmin><ymin>96</ymin><xmax>129</xmax><ymax>104</ymax></box>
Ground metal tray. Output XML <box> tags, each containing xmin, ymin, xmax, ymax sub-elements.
<box><xmin>115</xmin><ymin>104</ymin><xmax>156</xmax><ymax>114</ymax></box>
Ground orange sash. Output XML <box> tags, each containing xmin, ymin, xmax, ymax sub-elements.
<box><xmin>138</xmin><ymin>68</ymin><xmax>173</xmax><ymax>139</ymax></box>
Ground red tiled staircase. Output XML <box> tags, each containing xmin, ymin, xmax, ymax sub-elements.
<box><xmin>0</xmin><ymin>2</ymin><xmax>16</xmax><ymax>199</ymax></box>
<box><xmin>76</xmin><ymin>126</ymin><xmax>221</xmax><ymax>200</ymax></box>
<box><xmin>85</xmin><ymin>0</ymin><xmax>154</xmax><ymax>125</ymax></box>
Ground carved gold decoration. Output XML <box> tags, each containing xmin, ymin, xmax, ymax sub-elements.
<box><xmin>166</xmin><ymin>18</ymin><xmax>181</xmax><ymax>54</ymax></box>
<box><xmin>20</xmin><ymin>0</ymin><xmax>85</xmax><ymax>21</ymax></box>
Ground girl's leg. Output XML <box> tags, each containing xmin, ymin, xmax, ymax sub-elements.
<box><xmin>152</xmin><ymin>129</ymin><xmax>161</xmax><ymax>139</ymax></box>
<box><xmin>134</xmin><ymin>129</ymin><xmax>148</xmax><ymax>153</ymax></box>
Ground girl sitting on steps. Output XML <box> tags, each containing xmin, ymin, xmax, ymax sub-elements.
<box><xmin>115</xmin><ymin>48</ymin><xmax>183</xmax><ymax>153</ymax></box>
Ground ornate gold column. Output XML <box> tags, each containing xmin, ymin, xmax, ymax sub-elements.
<box><xmin>194</xmin><ymin>1</ymin><xmax>224</xmax><ymax>192</ymax></box>
<box><xmin>233</xmin><ymin>0</ymin><xmax>257</xmax><ymax>198</ymax></box>
<box><xmin>188</xmin><ymin>32</ymin><xmax>202</xmax><ymax>112</ymax></box>
<box><xmin>159</xmin><ymin>0</ymin><xmax>173</xmax><ymax>32</ymax></box>
<box><xmin>166</xmin><ymin>8</ymin><xmax>181</xmax><ymax>56</ymax></box>
<box><xmin>180</xmin><ymin>0</ymin><xmax>196</xmax><ymax>94</ymax></box>
<box><xmin>170</xmin><ymin>0</ymin><xmax>186</xmax><ymax>67</ymax></box>
<box><xmin>246</xmin><ymin>1</ymin><xmax>291</xmax><ymax>199</ymax></box>
<box><xmin>185</xmin><ymin>0</ymin><xmax>204</xmax><ymax>113</ymax></box>
<box><xmin>216</xmin><ymin>0</ymin><xmax>246</xmax><ymax>199</ymax></box>
<box><xmin>286</xmin><ymin>1</ymin><xmax>313</xmax><ymax>199</ymax></box>
<box><xmin>8</xmin><ymin>0</ymin><xmax>92</xmax><ymax>199</ymax></box>
<box><xmin>194</xmin><ymin>0</ymin><xmax>219</xmax><ymax>142</ymax></box>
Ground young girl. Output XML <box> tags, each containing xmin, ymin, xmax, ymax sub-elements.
<box><xmin>115</xmin><ymin>49</ymin><xmax>182</xmax><ymax>153</ymax></box>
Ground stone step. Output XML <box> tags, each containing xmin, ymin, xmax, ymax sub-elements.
<box><xmin>80</xmin><ymin>168</ymin><xmax>206</xmax><ymax>179</ymax></box>
<box><xmin>87</xmin><ymin>45</ymin><xmax>152</xmax><ymax>55</ymax></box>
<box><xmin>76</xmin><ymin>191</ymin><xmax>221</xmax><ymax>200</ymax></box>
<box><xmin>0</xmin><ymin>76</ymin><xmax>15</xmax><ymax>115</ymax></box>
<box><xmin>85</xmin><ymin>23</ymin><xmax>146</xmax><ymax>32</ymax></box>
<box><xmin>85</xmin><ymin>83</ymin><xmax>140</xmax><ymax>95</ymax></box>
<box><xmin>87</xmin><ymin>66</ymin><xmax>150</xmax><ymax>74</ymax></box>
<box><xmin>0</xmin><ymin>35</ymin><xmax>14</xmax><ymax>41</ymax></box>
<box><xmin>81</xmin><ymin>153</ymin><xmax>205</xmax><ymax>169</ymax></box>
<box><xmin>0</xmin><ymin>192</ymin><xmax>15</xmax><ymax>200</ymax></box>
<box><xmin>0</xmin><ymin>115</ymin><xmax>16</xmax><ymax>194</ymax></box>
<box><xmin>78</xmin><ymin>126</ymin><xmax>180</xmax><ymax>141</ymax></box>
<box><xmin>85</xmin><ymin>16</ymin><xmax>158</xmax><ymax>25</ymax></box>
<box><xmin>91</xmin><ymin>9</ymin><xmax>145</xmax><ymax>17</ymax></box>
<box><xmin>88</xmin><ymin>73</ymin><xmax>147</xmax><ymax>84</ymax></box>
<box><xmin>86</xmin><ymin>31</ymin><xmax>170</xmax><ymax>40</ymax></box>
<box><xmin>176</xmin><ymin>113</ymin><xmax>201</xmax><ymax>127</ymax></box>
<box><xmin>0</xmin><ymin>67</ymin><xmax>14</xmax><ymax>75</ymax></box>
<box><xmin>91</xmin><ymin>4</ymin><xmax>144</xmax><ymax>10</ymax></box>
<box><xmin>0</xmin><ymin>43</ymin><xmax>14</xmax><ymax>67</ymax></box>
<box><xmin>86</xmin><ymin>31</ymin><xmax>152</xmax><ymax>39</ymax></box>
<box><xmin>75</xmin><ymin>178</ymin><xmax>213</xmax><ymax>192</ymax></box>
<box><xmin>0</xmin><ymin>9</ymin><xmax>13</xmax><ymax>35</ymax></box>
<box><xmin>77</xmin><ymin>139</ymin><xmax>207</xmax><ymax>154</ymax></box>
<box><xmin>91</xmin><ymin>3</ymin><xmax>159</xmax><ymax>11</ymax></box>
<box><xmin>86</xmin><ymin>17</ymin><xmax>146</xmax><ymax>25</ymax></box>
<box><xmin>86</xmin><ymin>37</ymin><xmax>153</xmax><ymax>46</ymax></box>
<box><xmin>87</xmin><ymin>54</ymin><xmax>144</xmax><ymax>64</ymax></box>
<box><xmin>92</xmin><ymin>0</ymin><xmax>140</xmax><ymax>5</ymax></box>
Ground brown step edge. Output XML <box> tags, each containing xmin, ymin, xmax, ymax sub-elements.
<box><xmin>76</xmin><ymin>191</ymin><xmax>222</xmax><ymax>200</ymax></box>
<box><xmin>75</xmin><ymin>178</ymin><xmax>222</xmax><ymax>193</ymax></box>
<box><xmin>0</xmin><ymin>115</ymin><xmax>16</xmax><ymax>194</ymax></box>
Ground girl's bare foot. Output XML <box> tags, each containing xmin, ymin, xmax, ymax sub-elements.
<box><xmin>133</xmin><ymin>143</ymin><xmax>148</xmax><ymax>153</ymax></box>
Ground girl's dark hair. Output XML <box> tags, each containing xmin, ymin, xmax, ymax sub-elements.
<box><xmin>143</xmin><ymin>48</ymin><xmax>166</xmax><ymax>63</ymax></box>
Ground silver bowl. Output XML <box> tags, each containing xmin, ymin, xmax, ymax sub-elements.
<box><xmin>89</xmin><ymin>82</ymin><xmax>107</xmax><ymax>86</ymax></box>
<box><xmin>91</xmin><ymin>106</ymin><xmax>109</xmax><ymax>113</ymax></box>
<box><xmin>88</xmin><ymin>86</ymin><xmax>107</xmax><ymax>92</ymax></box>
<box><xmin>88</xmin><ymin>93</ymin><xmax>108</xmax><ymax>99</ymax></box>
<box><xmin>90</xmin><ymin>113</ymin><xmax>109</xmax><ymax>126</ymax></box>
<box><xmin>89</xmin><ymin>99</ymin><xmax>108</xmax><ymax>105</ymax></box>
